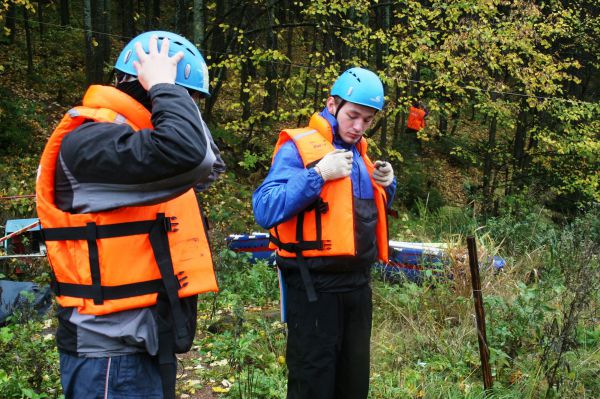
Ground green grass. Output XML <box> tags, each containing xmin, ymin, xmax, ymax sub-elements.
<box><xmin>0</xmin><ymin>206</ymin><xmax>598</xmax><ymax>398</ymax></box>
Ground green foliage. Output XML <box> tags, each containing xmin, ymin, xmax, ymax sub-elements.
<box><xmin>375</xmin><ymin>207</ymin><xmax>600</xmax><ymax>398</ymax></box>
<box><xmin>0</xmin><ymin>153</ymin><xmax>38</xmax><ymax>221</ymax></box>
<box><xmin>0</xmin><ymin>1</ymin><xmax>598</xmax><ymax>397</ymax></box>
<box><xmin>187</xmin><ymin>248</ymin><xmax>285</xmax><ymax>398</ymax></box>
<box><xmin>238</xmin><ymin>150</ymin><xmax>269</xmax><ymax>171</ymax></box>
<box><xmin>214</xmin><ymin>250</ymin><xmax>279</xmax><ymax>307</ymax></box>
<box><xmin>0</xmin><ymin>318</ymin><xmax>60</xmax><ymax>399</ymax></box>
<box><xmin>0</xmin><ymin>86</ymin><xmax>41</xmax><ymax>156</ymax></box>
<box><xmin>533</xmin><ymin>100</ymin><xmax>600</xmax><ymax>207</ymax></box>
<box><xmin>395</xmin><ymin>163</ymin><xmax>445</xmax><ymax>213</ymax></box>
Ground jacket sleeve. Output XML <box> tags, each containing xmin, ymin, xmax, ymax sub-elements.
<box><xmin>385</xmin><ymin>178</ymin><xmax>397</xmax><ymax>208</ymax></box>
<box><xmin>252</xmin><ymin>141</ymin><xmax>324</xmax><ymax>229</ymax></box>
<box><xmin>195</xmin><ymin>119</ymin><xmax>226</xmax><ymax>192</ymax></box>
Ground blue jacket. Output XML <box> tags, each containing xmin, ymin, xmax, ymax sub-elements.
<box><xmin>253</xmin><ymin>108</ymin><xmax>396</xmax><ymax>229</ymax></box>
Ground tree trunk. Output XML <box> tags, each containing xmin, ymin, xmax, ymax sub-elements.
<box><xmin>203</xmin><ymin>0</ymin><xmax>227</xmax><ymax>121</ymax></box>
<box><xmin>192</xmin><ymin>0</ymin><xmax>204</xmax><ymax>48</ymax></box>
<box><xmin>449</xmin><ymin>109</ymin><xmax>460</xmax><ymax>136</ymax></box>
<box><xmin>153</xmin><ymin>0</ymin><xmax>161</xmax><ymax>27</ymax></box>
<box><xmin>37</xmin><ymin>1</ymin><xmax>44</xmax><ymax>39</ymax></box>
<box><xmin>84</xmin><ymin>0</ymin><xmax>93</xmax><ymax>83</ymax></box>
<box><xmin>204</xmin><ymin>0</ymin><xmax>238</xmax><ymax>121</ymax></box>
<box><xmin>83</xmin><ymin>0</ymin><xmax>104</xmax><ymax>84</ymax></box>
<box><xmin>101</xmin><ymin>0</ymin><xmax>111</xmax><ymax>82</ymax></box>
<box><xmin>59</xmin><ymin>0</ymin><xmax>70</xmax><ymax>26</ymax></box>
<box><xmin>144</xmin><ymin>0</ymin><xmax>152</xmax><ymax>31</ymax></box>
<box><xmin>5</xmin><ymin>4</ymin><xmax>17</xmax><ymax>44</ymax></box>
<box><xmin>284</xmin><ymin>0</ymin><xmax>293</xmax><ymax>78</ymax></box>
<box><xmin>511</xmin><ymin>100</ymin><xmax>528</xmax><ymax>192</ymax></box>
<box><xmin>23</xmin><ymin>6</ymin><xmax>34</xmax><ymax>75</ymax></box>
<box><xmin>240</xmin><ymin>57</ymin><xmax>251</xmax><ymax>121</ymax></box>
<box><xmin>176</xmin><ymin>0</ymin><xmax>188</xmax><ymax>35</ymax></box>
<box><xmin>379</xmin><ymin>114</ymin><xmax>388</xmax><ymax>151</ymax></box>
<box><xmin>482</xmin><ymin>115</ymin><xmax>497</xmax><ymax>217</ymax></box>
<box><xmin>374</xmin><ymin>2</ymin><xmax>390</xmax><ymax>71</ymax></box>
<box><xmin>122</xmin><ymin>0</ymin><xmax>136</xmax><ymax>39</ymax></box>
<box><xmin>262</xmin><ymin>1</ymin><xmax>278</xmax><ymax>113</ymax></box>
<box><xmin>392</xmin><ymin>83</ymin><xmax>406</xmax><ymax>148</ymax></box>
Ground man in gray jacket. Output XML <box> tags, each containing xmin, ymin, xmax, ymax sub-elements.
<box><xmin>37</xmin><ymin>31</ymin><xmax>224</xmax><ymax>399</ymax></box>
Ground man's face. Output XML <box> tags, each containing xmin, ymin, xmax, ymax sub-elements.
<box><xmin>327</xmin><ymin>97</ymin><xmax>376</xmax><ymax>144</ymax></box>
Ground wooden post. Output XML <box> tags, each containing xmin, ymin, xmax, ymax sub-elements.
<box><xmin>467</xmin><ymin>236</ymin><xmax>493</xmax><ymax>391</ymax></box>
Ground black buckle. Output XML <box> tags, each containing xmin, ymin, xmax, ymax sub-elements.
<box><xmin>306</xmin><ymin>198</ymin><xmax>329</xmax><ymax>214</ymax></box>
<box><xmin>163</xmin><ymin>216</ymin><xmax>179</xmax><ymax>232</ymax></box>
<box><xmin>320</xmin><ymin>240</ymin><xmax>332</xmax><ymax>250</ymax></box>
<box><xmin>177</xmin><ymin>271</ymin><xmax>189</xmax><ymax>288</ymax></box>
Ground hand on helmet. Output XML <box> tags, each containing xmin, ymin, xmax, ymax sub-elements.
<box><xmin>373</xmin><ymin>161</ymin><xmax>394</xmax><ymax>187</ymax></box>
<box><xmin>133</xmin><ymin>35</ymin><xmax>184</xmax><ymax>91</ymax></box>
<box><xmin>315</xmin><ymin>149</ymin><xmax>353</xmax><ymax>181</ymax></box>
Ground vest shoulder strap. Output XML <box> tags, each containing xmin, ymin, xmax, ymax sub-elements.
<box><xmin>276</xmin><ymin>127</ymin><xmax>334</xmax><ymax>166</ymax></box>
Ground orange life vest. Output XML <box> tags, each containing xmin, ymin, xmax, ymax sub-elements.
<box><xmin>36</xmin><ymin>85</ymin><xmax>218</xmax><ymax>316</ymax></box>
<box><xmin>269</xmin><ymin>113</ymin><xmax>389</xmax><ymax>263</ymax></box>
<box><xmin>407</xmin><ymin>106</ymin><xmax>426</xmax><ymax>131</ymax></box>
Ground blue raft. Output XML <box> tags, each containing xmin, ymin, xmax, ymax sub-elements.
<box><xmin>226</xmin><ymin>233</ymin><xmax>506</xmax><ymax>283</ymax></box>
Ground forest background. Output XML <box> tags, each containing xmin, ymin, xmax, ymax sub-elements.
<box><xmin>0</xmin><ymin>0</ymin><xmax>598</xmax><ymax>398</ymax></box>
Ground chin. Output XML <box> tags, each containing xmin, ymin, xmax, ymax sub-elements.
<box><xmin>341</xmin><ymin>133</ymin><xmax>360</xmax><ymax>144</ymax></box>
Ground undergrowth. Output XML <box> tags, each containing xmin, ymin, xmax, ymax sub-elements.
<box><xmin>0</xmin><ymin>205</ymin><xmax>598</xmax><ymax>398</ymax></box>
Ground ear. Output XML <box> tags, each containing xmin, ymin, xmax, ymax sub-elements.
<box><xmin>326</xmin><ymin>96</ymin><xmax>337</xmax><ymax>115</ymax></box>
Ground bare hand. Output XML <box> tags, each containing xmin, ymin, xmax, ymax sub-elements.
<box><xmin>133</xmin><ymin>35</ymin><xmax>184</xmax><ymax>91</ymax></box>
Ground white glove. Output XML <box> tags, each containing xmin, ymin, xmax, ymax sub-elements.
<box><xmin>315</xmin><ymin>149</ymin><xmax>353</xmax><ymax>181</ymax></box>
<box><xmin>373</xmin><ymin>161</ymin><xmax>394</xmax><ymax>187</ymax></box>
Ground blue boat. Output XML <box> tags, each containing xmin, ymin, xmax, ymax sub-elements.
<box><xmin>225</xmin><ymin>234</ymin><xmax>506</xmax><ymax>283</ymax></box>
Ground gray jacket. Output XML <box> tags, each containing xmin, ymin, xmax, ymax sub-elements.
<box><xmin>53</xmin><ymin>83</ymin><xmax>223</xmax><ymax>356</ymax></box>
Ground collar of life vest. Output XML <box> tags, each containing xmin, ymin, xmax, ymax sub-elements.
<box><xmin>82</xmin><ymin>85</ymin><xmax>153</xmax><ymax>130</ymax></box>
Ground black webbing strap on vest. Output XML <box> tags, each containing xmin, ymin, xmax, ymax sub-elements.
<box><xmin>156</xmin><ymin>291</ymin><xmax>177</xmax><ymax>399</ymax></box>
<box><xmin>148</xmin><ymin>214</ymin><xmax>189</xmax><ymax>346</ymax></box>
<box><xmin>85</xmin><ymin>222</ymin><xmax>102</xmax><ymax>305</ymax></box>
<box><xmin>42</xmin><ymin>217</ymin><xmax>177</xmax><ymax>304</ymax></box>
<box><xmin>269</xmin><ymin>198</ymin><xmax>329</xmax><ymax>302</ymax></box>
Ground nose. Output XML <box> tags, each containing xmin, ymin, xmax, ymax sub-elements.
<box><xmin>353</xmin><ymin>119</ymin><xmax>367</xmax><ymax>133</ymax></box>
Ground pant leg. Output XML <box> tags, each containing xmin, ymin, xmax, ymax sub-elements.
<box><xmin>335</xmin><ymin>285</ymin><xmax>372</xmax><ymax>399</ymax></box>
<box><xmin>59</xmin><ymin>351</ymin><xmax>163</xmax><ymax>399</ymax></box>
<box><xmin>285</xmin><ymin>285</ymin><xmax>341</xmax><ymax>399</ymax></box>
<box><xmin>404</xmin><ymin>127</ymin><xmax>422</xmax><ymax>156</ymax></box>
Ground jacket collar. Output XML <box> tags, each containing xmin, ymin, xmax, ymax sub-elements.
<box><xmin>313</xmin><ymin>108</ymin><xmax>366</xmax><ymax>153</ymax></box>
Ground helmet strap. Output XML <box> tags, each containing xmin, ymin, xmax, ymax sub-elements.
<box><xmin>116</xmin><ymin>78</ymin><xmax>152</xmax><ymax>111</ymax></box>
<box><xmin>334</xmin><ymin>99</ymin><xmax>346</xmax><ymax>119</ymax></box>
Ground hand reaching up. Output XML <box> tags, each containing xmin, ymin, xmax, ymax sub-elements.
<box><xmin>133</xmin><ymin>35</ymin><xmax>184</xmax><ymax>91</ymax></box>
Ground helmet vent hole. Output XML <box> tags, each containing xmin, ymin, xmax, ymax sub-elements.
<box><xmin>124</xmin><ymin>50</ymin><xmax>132</xmax><ymax>64</ymax></box>
<box><xmin>184</xmin><ymin>64</ymin><xmax>191</xmax><ymax>79</ymax></box>
<box><xmin>348</xmin><ymin>70</ymin><xmax>361</xmax><ymax>82</ymax></box>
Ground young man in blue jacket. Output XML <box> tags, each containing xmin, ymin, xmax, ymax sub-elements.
<box><xmin>253</xmin><ymin>67</ymin><xmax>396</xmax><ymax>399</ymax></box>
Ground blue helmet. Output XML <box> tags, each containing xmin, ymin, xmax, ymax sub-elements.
<box><xmin>114</xmin><ymin>31</ymin><xmax>210</xmax><ymax>96</ymax></box>
<box><xmin>330</xmin><ymin>67</ymin><xmax>384</xmax><ymax>111</ymax></box>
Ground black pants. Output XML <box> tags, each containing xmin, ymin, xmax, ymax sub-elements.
<box><xmin>404</xmin><ymin>127</ymin><xmax>422</xmax><ymax>155</ymax></box>
<box><xmin>285</xmin><ymin>284</ymin><xmax>372</xmax><ymax>399</ymax></box>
